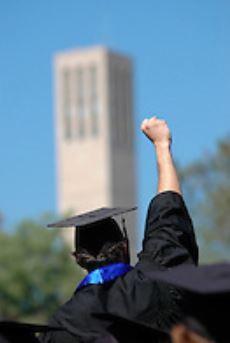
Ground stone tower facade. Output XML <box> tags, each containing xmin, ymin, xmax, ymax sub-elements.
<box><xmin>54</xmin><ymin>46</ymin><xmax>137</xmax><ymax>261</ymax></box>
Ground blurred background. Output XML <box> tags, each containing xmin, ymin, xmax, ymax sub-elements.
<box><xmin>0</xmin><ymin>0</ymin><xmax>229</xmax><ymax>322</ymax></box>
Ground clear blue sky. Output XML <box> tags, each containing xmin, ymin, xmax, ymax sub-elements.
<box><xmin>0</xmin><ymin>1</ymin><xmax>230</xmax><ymax>243</ymax></box>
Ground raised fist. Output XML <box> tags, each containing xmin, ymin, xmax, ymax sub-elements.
<box><xmin>141</xmin><ymin>116</ymin><xmax>171</xmax><ymax>147</ymax></box>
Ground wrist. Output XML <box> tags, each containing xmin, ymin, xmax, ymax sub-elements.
<box><xmin>154</xmin><ymin>140</ymin><xmax>171</xmax><ymax>151</ymax></box>
<box><xmin>154</xmin><ymin>141</ymin><xmax>172</xmax><ymax>164</ymax></box>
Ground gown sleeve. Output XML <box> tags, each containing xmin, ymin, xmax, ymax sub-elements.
<box><xmin>138</xmin><ymin>191</ymin><xmax>199</xmax><ymax>268</ymax></box>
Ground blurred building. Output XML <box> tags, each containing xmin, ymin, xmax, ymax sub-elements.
<box><xmin>54</xmin><ymin>46</ymin><xmax>137</xmax><ymax>261</ymax></box>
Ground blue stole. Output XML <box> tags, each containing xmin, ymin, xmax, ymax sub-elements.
<box><xmin>77</xmin><ymin>262</ymin><xmax>133</xmax><ymax>291</ymax></box>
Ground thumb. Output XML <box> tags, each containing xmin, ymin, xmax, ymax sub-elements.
<box><xmin>141</xmin><ymin>118</ymin><xmax>149</xmax><ymax>131</ymax></box>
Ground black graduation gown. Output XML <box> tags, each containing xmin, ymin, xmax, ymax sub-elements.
<box><xmin>39</xmin><ymin>191</ymin><xmax>199</xmax><ymax>343</ymax></box>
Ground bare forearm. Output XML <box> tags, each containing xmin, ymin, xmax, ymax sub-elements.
<box><xmin>155</xmin><ymin>143</ymin><xmax>181</xmax><ymax>195</ymax></box>
<box><xmin>141</xmin><ymin>116</ymin><xmax>182</xmax><ymax>196</ymax></box>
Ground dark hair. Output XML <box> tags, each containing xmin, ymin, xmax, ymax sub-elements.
<box><xmin>73</xmin><ymin>239</ymin><xmax>129</xmax><ymax>272</ymax></box>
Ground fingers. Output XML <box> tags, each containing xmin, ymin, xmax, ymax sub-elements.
<box><xmin>141</xmin><ymin>118</ymin><xmax>149</xmax><ymax>131</ymax></box>
<box><xmin>141</xmin><ymin>116</ymin><xmax>166</xmax><ymax>131</ymax></box>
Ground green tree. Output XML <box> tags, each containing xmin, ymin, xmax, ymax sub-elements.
<box><xmin>180</xmin><ymin>135</ymin><xmax>230</xmax><ymax>262</ymax></box>
<box><xmin>0</xmin><ymin>215</ymin><xmax>83</xmax><ymax>322</ymax></box>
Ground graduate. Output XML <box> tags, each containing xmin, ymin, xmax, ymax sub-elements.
<box><xmin>39</xmin><ymin>117</ymin><xmax>198</xmax><ymax>343</ymax></box>
<box><xmin>151</xmin><ymin>263</ymin><xmax>230</xmax><ymax>343</ymax></box>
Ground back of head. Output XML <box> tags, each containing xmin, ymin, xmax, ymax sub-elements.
<box><xmin>73</xmin><ymin>218</ymin><xmax>130</xmax><ymax>272</ymax></box>
<box><xmin>47</xmin><ymin>206</ymin><xmax>136</xmax><ymax>272</ymax></box>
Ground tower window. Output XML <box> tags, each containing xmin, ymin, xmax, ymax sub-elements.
<box><xmin>76</xmin><ymin>67</ymin><xmax>85</xmax><ymax>138</ymax></box>
<box><xmin>62</xmin><ymin>69</ymin><xmax>72</xmax><ymax>140</ymax></box>
<box><xmin>89</xmin><ymin>65</ymin><xmax>99</xmax><ymax>136</ymax></box>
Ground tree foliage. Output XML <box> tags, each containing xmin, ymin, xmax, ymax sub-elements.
<box><xmin>180</xmin><ymin>135</ymin><xmax>230</xmax><ymax>262</ymax></box>
<box><xmin>0</xmin><ymin>215</ymin><xmax>83</xmax><ymax>322</ymax></box>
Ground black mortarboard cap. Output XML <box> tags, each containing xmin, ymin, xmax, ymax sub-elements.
<box><xmin>150</xmin><ymin>263</ymin><xmax>230</xmax><ymax>343</ymax></box>
<box><xmin>0</xmin><ymin>321</ymin><xmax>62</xmax><ymax>343</ymax></box>
<box><xmin>94</xmin><ymin>313</ymin><xmax>169</xmax><ymax>343</ymax></box>
<box><xmin>48</xmin><ymin>207</ymin><xmax>137</xmax><ymax>255</ymax></box>
<box><xmin>48</xmin><ymin>207</ymin><xmax>137</xmax><ymax>228</ymax></box>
